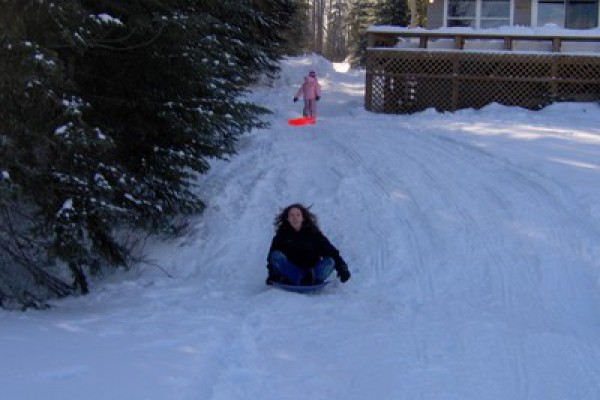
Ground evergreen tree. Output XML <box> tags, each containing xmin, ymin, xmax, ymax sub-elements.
<box><xmin>281</xmin><ymin>0</ymin><xmax>312</xmax><ymax>55</ymax></box>
<box><xmin>347</xmin><ymin>0</ymin><xmax>379</xmax><ymax>67</ymax></box>
<box><xmin>415</xmin><ymin>0</ymin><xmax>428</xmax><ymax>27</ymax></box>
<box><xmin>326</xmin><ymin>0</ymin><xmax>349</xmax><ymax>61</ymax></box>
<box><xmin>378</xmin><ymin>0</ymin><xmax>410</xmax><ymax>26</ymax></box>
<box><xmin>348</xmin><ymin>0</ymin><xmax>410</xmax><ymax>67</ymax></box>
<box><xmin>0</xmin><ymin>0</ymin><xmax>297</xmax><ymax>309</ymax></box>
<box><xmin>1</xmin><ymin>1</ymin><xmax>132</xmax><ymax>307</ymax></box>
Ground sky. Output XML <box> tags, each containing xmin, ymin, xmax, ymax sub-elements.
<box><xmin>1</xmin><ymin>54</ymin><xmax>600</xmax><ymax>400</ymax></box>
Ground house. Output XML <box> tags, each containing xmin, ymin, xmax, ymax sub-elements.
<box><xmin>426</xmin><ymin>0</ymin><xmax>599</xmax><ymax>30</ymax></box>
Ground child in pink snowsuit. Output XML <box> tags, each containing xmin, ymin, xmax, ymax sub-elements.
<box><xmin>293</xmin><ymin>70</ymin><xmax>321</xmax><ymax>118</ymax></box>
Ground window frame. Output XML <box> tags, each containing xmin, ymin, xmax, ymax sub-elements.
<box><xmin>444</xmin><ymin>0</ymin><xmax>515</xmax><ymax>28</ymax></box>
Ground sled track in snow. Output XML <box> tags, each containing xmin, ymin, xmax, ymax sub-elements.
<box><xmin>323</xmin><ymin>117</ymin><xmax>600</xmax><ymax>398</ymax></box>
<box><xmin>327</xmin><ymin>131</ymin><xmax>434</xmax><ymax>300</ymax></box>
<box><xmin>415</xmin><ymin>130</ymin><xmax>598</xmax><ymax>307</ymax></box>
<box><xmin>328</xmin><ymin>118</ymin><xmax>596</xmax><ymax>315</ymax></box>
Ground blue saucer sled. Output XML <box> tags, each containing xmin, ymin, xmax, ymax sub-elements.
<box><xmin>272</xmin><ymin>281</ymin><xmax>329</xmax><ymax>293</ymax></box>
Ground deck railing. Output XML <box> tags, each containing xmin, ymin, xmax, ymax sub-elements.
<box><xmin>365</xmin><ymin>28</ymin><xmax>600</xmax><ymax>113</ymax></box>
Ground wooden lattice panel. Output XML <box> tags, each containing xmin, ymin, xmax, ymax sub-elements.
<box><xmin>366</xmin><ymin>50</ymin><xmax>600</xmax><ymax>114</ymax></box>
<box><xmin>557</xmin><ymin>60</ymin><xmax>600</xmax><ymax>79</ymax></box>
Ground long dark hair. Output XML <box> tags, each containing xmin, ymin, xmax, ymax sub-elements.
<box><xmin>273</xmin><ymin>203</ymin><xmax>320</xmax><ymax>233</ymax></box>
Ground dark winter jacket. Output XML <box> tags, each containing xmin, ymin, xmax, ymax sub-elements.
<box><xmin>267</xmin><ymin>225</ymin><xmax>348</xmax><ymax>273</ymax></box>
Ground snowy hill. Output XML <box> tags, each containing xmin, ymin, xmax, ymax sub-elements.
<box><xmin>2</xmin><ymin>55</ymin><xmax>600</xmax><ymax>400</ymax></box>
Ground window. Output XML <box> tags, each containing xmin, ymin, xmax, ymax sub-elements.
<box><xmin>538</xmin><ymin>0</ymin><xmax>565</xmax><ymax>26</ymax></box>
<box><xmin>537</xmin><ymin>0</ymin><xmax>599</xmax><ymax>28</ymax></box>
<box><xmin>481</xmin><ymin>0</ymin><xmax>512</xmax><ymax>27</ymax></box>
<box><xmin>447</xmin><ymin>0</ymin><xmax>512</xmax><ymax>28</ymax></box>
<box><xmin>448</xmin><ymin>0</ymin><xmax>477</xmax><ymax>27</ymax></box>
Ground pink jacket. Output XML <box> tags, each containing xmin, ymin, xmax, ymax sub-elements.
<box><xmin>295</xmin><ymin>76</ymin><xmax>321</xmax><ymax>100</ymax></box>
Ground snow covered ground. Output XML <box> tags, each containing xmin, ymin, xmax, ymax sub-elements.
<box><xmin>2</xmin><ymin>55</ymin><xmax>600</xmax><ymax>400</ymax></box>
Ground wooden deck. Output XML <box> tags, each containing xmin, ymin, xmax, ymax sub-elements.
<box><xmin>365</xmin><ymin>28</ymin><xmax>600</xmax><ymax>113</ymax></box>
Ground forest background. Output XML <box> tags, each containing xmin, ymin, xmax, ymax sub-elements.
<box><xmin>0</xmin><ymin>0</ymin><xmax>418</xmax><ymax>310</ymax></box>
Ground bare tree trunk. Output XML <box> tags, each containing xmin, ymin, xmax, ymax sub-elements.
<box><xmin>310</xmin><ymin>0</ymin><xmax>316</xmax><ymax>51</ymax></box>
<box><xmin>315</xmin><ymin>0</ymin><xmax>325</xmax><ymax>54</ymax></box>
<box><xmin>409</xmin><ymin>0</ymin><xmax>420</xmax><ymax>27</ymax></box>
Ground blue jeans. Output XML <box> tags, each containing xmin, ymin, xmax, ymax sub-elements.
<box><xmin>269</xmin><ymin>251</ymin><xmax>334</xmax><ymax>285</ymax></box>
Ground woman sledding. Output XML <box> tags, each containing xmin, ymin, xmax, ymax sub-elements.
<box><xmin>266</xmin><ymin>203</ymin><xmax>351</xmax><ymax>286</ymax></box>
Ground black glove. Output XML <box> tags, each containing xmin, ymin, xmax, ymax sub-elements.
<box><xmin>293</xmin><ymin>97</ymin><xmax>298</xmax><ymax>102</ymax></box>
<box><xmin>337</xmin><ymin>267</ymin><xmax>351</xmax><ymax>283</ymax></box>
<box><xmin>315</xmin><ymin>96</ymin><xmax>320</xmax><ymax>101</ymax></box>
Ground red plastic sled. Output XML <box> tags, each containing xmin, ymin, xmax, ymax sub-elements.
<box><xmin>287</xmin><ymin>116</ymin><xmax>316</xmax><ymax>126</ymax></box>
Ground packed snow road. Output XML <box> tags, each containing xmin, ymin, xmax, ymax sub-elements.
<box><xmin>1</xmin><ymin>56</ymin><xmax>600</xmax><ymax>400</ymax></box>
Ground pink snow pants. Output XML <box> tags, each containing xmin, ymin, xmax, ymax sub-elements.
<box><xmin>303</xmin><ymin>99</ymin><xmax>317</xmax><ymax>118</ymax></box>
